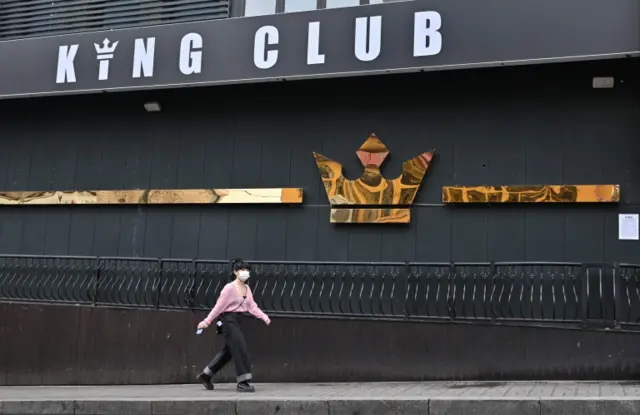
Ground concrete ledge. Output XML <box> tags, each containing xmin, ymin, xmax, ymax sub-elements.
<box><xmin>2</xmin><ymin>400</ymin><xmax>74</xmax><ymax>415</ymax></box>
<box><xmin>4</xmin><ymin>399</ymin><xmax>640</xmax><ymax>415</ymax></box>
<box><xmin>151</xmin><ymin>400</ymin><xmax>236</xmax><ymax>415</ymax></box>
<box><xmin>540</xmin><ymin>400</ymin><xmax>640</xmax><ymax>415</ymax></box>
<box><xmin>430</xmin><ymin>400</ymin><xmax>539</xmax><ymax>415</ymax></box>
<box><xmin>329</xmin><ymin>400</ymin><xmax>429</xmax><ymax>415</ymax></box>
<box><xmin>74</xmin><ymin>401</ymin><xmax>152</xmax><ymax>415</ymax></box>
<box><xmin>237</xmin><ymin>400</ymin><xmax>329</xmax><ymax>415</ymax></box>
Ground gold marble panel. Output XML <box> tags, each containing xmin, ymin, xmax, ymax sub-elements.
<box><xmin>330</xmin><ymin>208</ymin><xmax>411</xmax><ymax>224</ymax></box>
<box><xmin>442</xmin><ymin>185</ymin><xmax>620</xmax><ymax>203</ymax></box>
<box><xmin>0</xmin><ymin>188</ymin><xmax>303</xmax><ymax>205</ymax></box>
<box><xmin>314</xmin><ymin>134</ymin><xmax>435</xmax><ymax>207</ymax></box>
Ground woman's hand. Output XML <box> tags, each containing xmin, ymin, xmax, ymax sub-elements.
<box><xmin>197</xmin><ymin>320</ymin><xmax>209</xmax><ymax>330</ymax></box>
<box><xmin>265</xmin><ymin>318</ymin><xmax>271</xmax><ymax>326</ymax></box>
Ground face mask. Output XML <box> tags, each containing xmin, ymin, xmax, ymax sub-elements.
<box><xmin>237</xmin><ymin>270</ymin><xmax>250</xmax><ymax>282</ymax></box>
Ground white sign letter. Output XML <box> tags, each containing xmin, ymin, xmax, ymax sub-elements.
<box><xmin>56</xmin><ymin>45</ymin><xmax>79</xmax><ymax>84</ymax></box>
<box><xmin>179</xmin><ymin>33</ymin><xmax>203</xmax><ymax>75</ymax></box>
<box><xmin>413</xmin><ymin>11</ymin><xmax>442</xmax><ymax>57</ymax></box>
<box><xmin>94</xmin><ymin>38</ymin><xmax>119</xmax><ymax>81</ymax></box>
<box><xmin>254</xmin><ymin>26</ymin><xmax>279</xmax><ymax>70</ymax></box>
<box><xmin>354</xmin><ymin>16</ymin><xmax>382</xmax><ymax>62</ymax></box>
<box><xmin>307</xmin><ymin>22</ymin><xmax>325</xmax><ymax>65</ymax></box>
<box><xmin>132</xmin><ymin>37</ymin><xmax>156</xmax><ymax>78</ymax></box>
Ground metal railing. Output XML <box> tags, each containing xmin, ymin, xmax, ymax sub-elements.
<box><xmin>0</xmin><ymin>255</ymin><xmax>639</xmax><ymax>330</ymax></box>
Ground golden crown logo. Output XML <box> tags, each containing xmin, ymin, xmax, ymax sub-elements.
<box><xmin>313</xmin><ymin>134</ymin><xmax>435</xmax><ymax>224</ymax></box>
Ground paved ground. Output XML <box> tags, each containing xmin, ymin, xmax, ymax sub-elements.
<box><xmin>3</xmin><ymin>382</ymin><xmax>640</xmax><ymax>414</ymax></box>
<box><xmin>2</xmin><ymin>381</ymin><xmax>640</xmax><ymax>400</ymax></box>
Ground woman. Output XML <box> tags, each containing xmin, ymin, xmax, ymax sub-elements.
<box><xmin>196</xmin><ymin>258</ymin><xmax>270</xmax><ymax>392</ymax></box>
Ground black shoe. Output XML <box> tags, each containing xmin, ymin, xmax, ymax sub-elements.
<box><xmin>197</xmin><ymin>373</ymin><xmax>214</xmax><ymax>390</ymax></box>
<box><xmin>237</xmin><ymin>381</ymin><xmax>255</xmax><ymax>393</ymax></box>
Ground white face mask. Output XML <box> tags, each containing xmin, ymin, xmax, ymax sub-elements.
<box><xmin>237</xmin><ymin>270</ymin><xmax>250</xmax><ymax>282</ymax></box>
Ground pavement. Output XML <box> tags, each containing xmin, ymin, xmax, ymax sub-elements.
<box><xmin>2</xmin><ymin>381</ymin><xmax>640</xmax><ymax>414</ymax></box>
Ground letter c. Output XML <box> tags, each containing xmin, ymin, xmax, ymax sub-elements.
<box><xmin>254</xmin><ymin>26</ymin><xmax>279</xmax><ymax>69</ymax></box>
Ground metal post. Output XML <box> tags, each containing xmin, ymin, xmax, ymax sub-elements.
<box><xmin>154</xmin><ymin>259</ymin><xmax>162</xmax><ymax>310</ymax></box>
<box><xmin>580</xmin><ymin>264</ymin><xmax>588</xmax><ymax>328</ymax></box>
<box><xmin>91</xmin><ymin>257</ymin><xmax>101</xmax><ymax>306</ymax></box>
<box><xmin>613</xmin><ymin>263</ymin><xmax>622</xmax><ymax>329</ymax></box>
<box><xmin>188</xmin><ymin>260</ymin><xmax>197</xmax><ymax>310</ymax></box>
<box><xmin>401</xmin><ymin>261</ymin><xmax>410</xmax><ymax>319</ymax></box>
<box><xmin>448</xmin><ymin>262</ymin><xmax>455</xmax><ymax>320</ymax></box>
<box><xmin>488</xmin><ymin>261</ymin><xmax>496</xmax><ymax>321</ymax></box>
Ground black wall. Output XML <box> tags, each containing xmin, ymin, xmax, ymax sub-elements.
<box><xmin>0</xmin><ymin>58</ymin><xmax>638</xmax><ymax>263</ymax></box>
<box><xmin>3</xmin><ymin>303</ymin><xmax>640</xmax><ymax>385</ymax></box>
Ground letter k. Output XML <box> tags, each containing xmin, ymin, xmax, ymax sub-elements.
<box><xmin>56</xmin><ymin>44</ymin><xmax>79</xmax><ymax>84</ymax></box>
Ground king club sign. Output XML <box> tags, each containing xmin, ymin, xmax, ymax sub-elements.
<box><xmin>0</xmin><ymin>0</ymin><xmax>633</xmax><ymax>99</ymax></box>
<box><xmin>54</xmin><ymin>11</ymin><xmax>442</xmax><ymax>84</ymax></box>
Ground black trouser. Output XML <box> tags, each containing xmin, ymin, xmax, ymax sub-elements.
<box><xmin>203</xmin><ymin>313</ymin><xmax>252</xmax><ymax>383</ymax></box>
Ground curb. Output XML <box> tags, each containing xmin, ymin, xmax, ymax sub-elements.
<box><xmin>3</xmin><ymin>398</ymin><xmax>640</xmax><ymax>414</ymax></box>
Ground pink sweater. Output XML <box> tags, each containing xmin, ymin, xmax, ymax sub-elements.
<box><xmin>201</xmin><ymin>283</ymin><xmax>270</xmax><ymax>327</ymax></box>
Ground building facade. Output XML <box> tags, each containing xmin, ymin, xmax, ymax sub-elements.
<box><xmin>0</xmin><ymin>0</ymin><xmax>640</xmax><ymax>384</ymax></box>
<box><xmin>0</xmin><ymin>0</ymin><xmax>638</xmax><ymax>263</ymax></box>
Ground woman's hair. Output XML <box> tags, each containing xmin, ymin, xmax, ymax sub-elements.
<box><xmin>230</xmin><ymin>258</ymin><xmax>251</xmax><ymax>274</ymax></box>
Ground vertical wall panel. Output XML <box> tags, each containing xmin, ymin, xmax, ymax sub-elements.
<box><xmin>5</xmin><ymin>122</ymin><xmax>31</xmax><ymax>190</ymax></box>
<box><xmin>380</xmin><ymin>105</ymin><xmax>418</xmax><ymax>262</ymax></box>
<box><xmin>45</xmin><ymin>124</ymin><xmax>77</xmax><ymax>255</ymax></box>
<box><xmin>284</xmin><ymin>109</ymin><xmax>322</xmax><ymax>260</ymax></box>
<box><xmin>486</xmin><ymin>209</ymin><xmax>526</xmax><ymax>261</ymax></box>
<box><xmin>2</xmin><ymin>119</ymin><xmax>31</xmax><ymax>253</ymax></box>
<box><xmin>92</xmin><ymin>209</ymin><xmax>122</xmax><ymax>257</ymax></box>
<box><xmin>254</xmin><ymin>113</ymin><xmax>291</xmax><ymax>261</ymax></box>
<box><xmin>406</xmin><ymin>98</ymin><xmax>453</xmax><ymax>262</ymax></box>
<box><xmin>255</xmin><ymin>208</ymin><xmax>288</xmax><ymax>261</ymax></box>
<box><xmin>565</xmin><ymin>208</ymin><xmax>606</xmax><ymax>263</ymax></box>
<box><xmin>21</xmin><ymin>116</ymin><xmax>51</xmax><ymax>254</ymax></box>
<box><xmin>0</xmin><ymin>212</ymin><xmax>23</xmax><ymax>254</ymax></box>
<box><xmin>522</xmin><ymin>103</ymin><xmax>567</xmax><ymax>262</ymax></box>
<box><xmin>118</xmin><ymin>208</ymin><xmax>147</xmax><ymax>257</ymax></box>
<box><xmin>170</xmin><ymin>208</ymin><xmax>201</xmax><ymax>259</ymax></box>
<box><xmin>143</xmin><ymin>116</ymin><xmax>180</xmax><ymax>258</ymax></box>
<box><xmin>450</xmin><ymin>210</ymin><xmax>487</xmax><ymax>262</ymax></box>
<box><xmin>226</xmin><ymin>209</ymin><xmax>259</xmax><ymax>260</ymax></box>
<box><xmin>525</xmin><ymin>212</ymin><xmax>566</xmax><ymax>262</ymax></box>
<box><xmin>171</xmin><ymin>115</ymin><xmax>204</xmax><ymax>258</ymax></box>
<box><xmin>312</xmin><ymin>106</ymin><xmax>357</xmax><ymax>262</ymax></box>
<box><xmin>20</xmin><ymin>208</ymin><xmax>46</xmax><ymax>254</ymax></box>
<box><xmin>196</xmin><ymin>110</ymin><xmax>234</xmax><ymax>260</ymax></box>
<box><xmin>483</xmin><ymin>100</ymin><xmax>527</xmax><ymax>261</ymax></box>
<box><xmin>414</xmin><ymin>208</ymin><xmax>451</xmax><ymax>262</ymax></box>
<box><xmin>117</xmin><ymin>114</ymin><xmax>154</xmax><ymax>257</ymax></box>
<box><xmin>225</xmin><ymin>114</ymin><xmax>263</xmax><ymax>260</ymax></box>
<box><xmin>68</xmin><ymin>117</ymin><xmax>100</xmax><ymax>256</ymax></box>
<box><xmin>68</xmin><ymin>209</ymin><xmax>96</xmax><ymax>256</ymax></box>
<box><xmin>411</xmin><ymin>108</ymin><xmax>454</xmax><ymax>206</ymax></box>
<box><xmin>0</xmin><ymin>123</ymin><xmax>9</xmax><ymax>255</ymax></box>
<box><xmin>92</xmin><ymin>119</ymin><xmax>128</xmax><ymax>257</ymax></box>
<box><xmin>315</xmin><ymin>208</ymin><xmax>349</xmax><ymax>261</ymax></box>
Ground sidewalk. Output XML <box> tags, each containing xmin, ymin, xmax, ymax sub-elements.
<box><xmin>2</xmin><ymin>381</ymin><xmax>640</xmax><ymax>414</ymax></box>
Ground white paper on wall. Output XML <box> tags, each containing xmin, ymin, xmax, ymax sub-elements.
<box><xmin>618</xmin><ymin>214</ymin><xmax>639</xmax><ymax>241</ymax></box>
